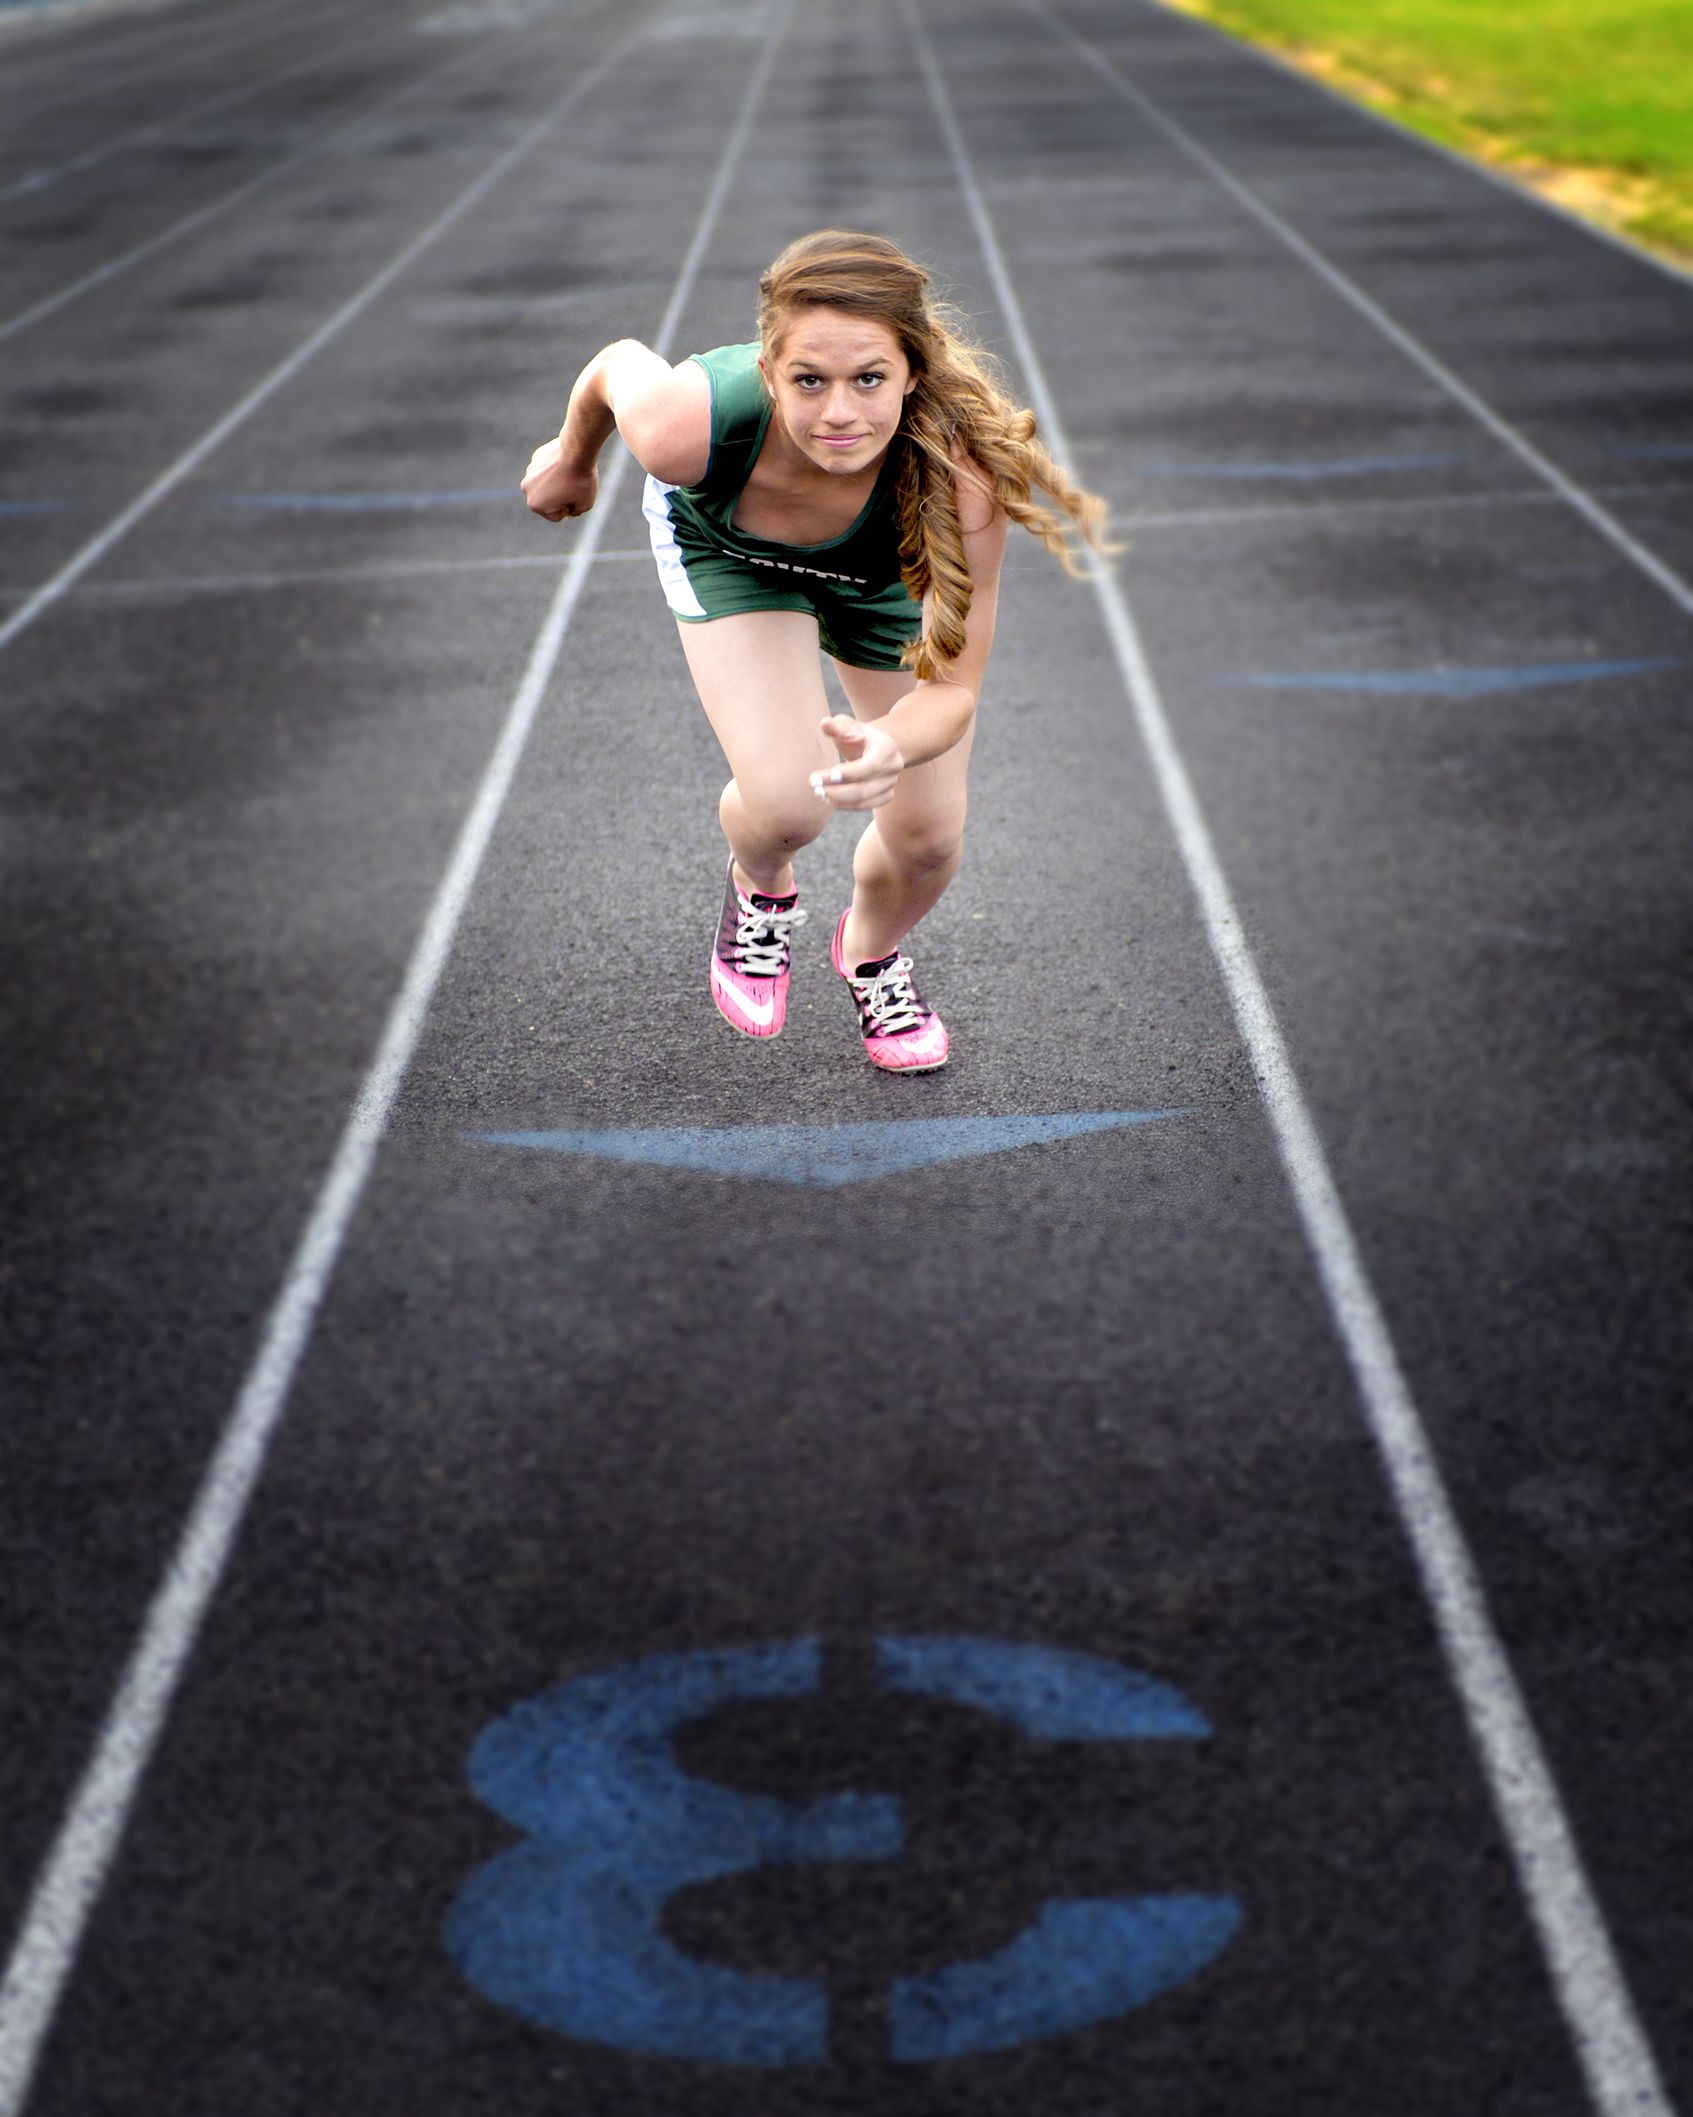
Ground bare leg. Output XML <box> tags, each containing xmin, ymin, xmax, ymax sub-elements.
<box><xmin>676</xmin><ymin>611</ymin><xmax>837</xmax><ymax>898</ymax></box>
<box><xmin>831</xmin><ymin>661</ymin><xmax>974</xmax><ymax>967</ymax></box>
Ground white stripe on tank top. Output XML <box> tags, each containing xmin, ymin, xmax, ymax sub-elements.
<box><xmin>642</xmin><ymin>474</ymin><xmax>707</xmax><ymax>619</ymax></box>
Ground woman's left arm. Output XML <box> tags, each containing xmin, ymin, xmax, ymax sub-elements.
<box><xmin>815</xmin><ymin>476</ymin><xmax>1009</xmax><ymax>808</ymax></box>
<box><xmin>887</xmin><ymin>493</ymin><xmax>1008</xmax><ymax>765</ymax></box>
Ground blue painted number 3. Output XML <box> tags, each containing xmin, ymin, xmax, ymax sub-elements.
<box><xmin>445</xmin><ymin>1636</ymin><xmax>1240</xmax><ymax>2065</ymax></box>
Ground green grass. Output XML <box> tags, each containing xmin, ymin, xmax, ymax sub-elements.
<box><xmin>1161</xmin><ymin>0</ymin><xmax>1693</xmax><ymax>264</ymax></box>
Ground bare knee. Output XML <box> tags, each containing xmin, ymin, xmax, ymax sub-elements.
<box><xmin>768</xmin><ymin>810</ymin><xmax>829</xmax><ymax>858</ymax></box>
<box><xmin>723</xmin><ymin>779</ymin><xmax>827</xmax><ymax>859</ymax></box>
<box><xmin>876</xmin><ymin>812</ymin><xmax>966</xmax><ymax>876</ymax></box>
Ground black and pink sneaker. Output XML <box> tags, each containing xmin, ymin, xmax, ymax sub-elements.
<box><xmin>830</xmin><ymin>910</ymin><xmax>950</xmax><ymax>1073</ymax></box>
<box><xmin>709</xmin><ymin>860</ymin><xmax>806</xmax><ymax>1038</ymax></box>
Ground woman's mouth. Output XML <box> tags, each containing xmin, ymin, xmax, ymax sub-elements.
<box><xmin>817</xmin><ymin>434</ymin><xmax>865</xmax><ymax>450</ymax></box>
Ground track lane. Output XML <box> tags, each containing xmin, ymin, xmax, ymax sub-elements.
<box><xmin>0</xmin><ymin>0</ymin><xmax>657</xmax><ymax>632</ymax></box>
<box><xmin>1144</xmin><ymin>0</ymin><xmax>1693</xmax><ymax>297</ymax></box>
<box><xmin>0</xmin><ymin>0</ymin><xmax>353</xmax><ymax>156</ymax></box>
<box><xmin>0</xmin><ymin>4</ymin><xmax>778</xmax><ymax>2100</ymax></box>
<box><xmin>13</xmin><ymin>493</ymin><xmax>1593</xmax><ymax>2117</ymax></box>
<box><xmin>0</xmin><ymin>0</ymin><xmax>515</xmax><ymax>344</ymax></box>
<box><xmin>0</xmin><ymin>0</ymin><xmax>424</xmax><ymax>208</ymax></box>
<box><xmin>0</xmin><ymin>0</ymin><xmax>695</xmax><ymax>1992</ymax></box>
<box><xmin>926</xmin><ymin>0</ymin><xmax>1693</xmax><ymax>2094</ymax></box>
<box><xmin>1031</xmin><ymin>0</ymin><xmax>1693</xmax><ymax>608</ymax></box>
<box><xmin>908</xmin><ymin>6</ymin><xmax>1675</xmax><ymax>2107</ymax></box>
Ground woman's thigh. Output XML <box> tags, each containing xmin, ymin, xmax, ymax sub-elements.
<box><xmin>677</xmin><ymin>612</ymin><xmax>837</xmax><ymax>809</ymax></box>
<box><xmin>832</xmin><ymin>661</ymin><xmax>975</xmax><ymax>852</ymax></box>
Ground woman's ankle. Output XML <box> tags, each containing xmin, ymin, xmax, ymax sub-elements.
<box><xmin>839</xmin><ymin>910</ymin><xmax>900</xmax><ymax>969</ymax></box>
<box><xmin>732</xmin><ymin>856</ymin><xmax>797</xmax><ymax>901</ymax></box>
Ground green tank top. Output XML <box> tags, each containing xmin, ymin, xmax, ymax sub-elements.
<box><xmin>663</xmin><ymin>341</ymin><xmax>907</xmax><ymax>594</ymax></box>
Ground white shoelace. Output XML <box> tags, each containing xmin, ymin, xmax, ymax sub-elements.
<box><xmin>734</xmin><ymin>899</ymin><xmax>807</xmax><ymax>976</ymax></box>
<box><xmin>849</xmin><ymin>953</ymin><xmax>925</xmax><ymax>1035</ymax></box>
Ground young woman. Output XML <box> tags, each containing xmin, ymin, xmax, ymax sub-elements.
<box><xmin>521</xmin><ymin>229</ymin><xmax>1108</xmax><ymax>1073</ymax></box>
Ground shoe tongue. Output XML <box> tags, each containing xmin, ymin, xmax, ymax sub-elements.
<box><xmin>751</xmin><ymin>889</ymin><xmax>798</xmax><ymax>912</ymax></box>
<box><xmin>854</xmin><ymin>951</ymin><xmax>899</xmax><ymax>978</ymax></box>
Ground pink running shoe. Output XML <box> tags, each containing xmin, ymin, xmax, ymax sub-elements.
<box><xmin>710</xmin><ymin>861</ymin><xmax>806</xmax><ymax>1038</ymax></box>
<box><xmin>830</xmin><ymin>910</ymin><xmax>950</xmax><ymax>1073</ymax></box>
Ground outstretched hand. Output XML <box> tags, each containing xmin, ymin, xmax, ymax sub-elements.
<box><xmin>521</xmin><ymin>436</ymin><xmax>598</xmax><ymax>521</ymax></box>
<box><xmin>811</xmin><ymin>714</ymin><xmax>904</xmax><ymax>811</ymax></box>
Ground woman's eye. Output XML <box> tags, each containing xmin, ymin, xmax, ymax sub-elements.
<box><xmin>789</xmin><ymin>371</ymin><xmax>886</xmax><ymax>390</ymax></box>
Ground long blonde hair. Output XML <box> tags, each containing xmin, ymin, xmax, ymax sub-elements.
<box><xmin>758</xmin><ymin>229</ymin><xmax>1112</xmax><ymax>680</ymax></box>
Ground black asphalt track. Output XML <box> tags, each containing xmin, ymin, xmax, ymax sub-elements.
<box><xmin>1</xmin><ymin>0</ymin><xmax>1689</xmax><ymax>2110</ymax></box>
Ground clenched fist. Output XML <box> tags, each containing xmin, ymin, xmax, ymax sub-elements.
<box><xmin>522</xmin><ymin>437</ymin><xmax>598</xmax><ymax>521</ymax></box>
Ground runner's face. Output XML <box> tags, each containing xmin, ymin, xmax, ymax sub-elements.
<box><xmin>761</xmin><ymin>309</ymin><xmax>917</xmax><ymax>475</ymax></box>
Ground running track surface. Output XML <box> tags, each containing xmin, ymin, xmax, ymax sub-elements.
<box><xmin>1</xmin><ymin>0</ymin><xmax>1690</xmax><ymax>2110</ymax></box>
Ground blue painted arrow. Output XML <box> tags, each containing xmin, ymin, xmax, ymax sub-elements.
<box><xmin>1225</xmin><ymin>657</ymin><xmax>1678</xmax><ymax>698</ymax></box>
<box><xmin>467</xmin><ymin>1110</ymin><xmax>1183</xmax><ymax>1188</ymax></box>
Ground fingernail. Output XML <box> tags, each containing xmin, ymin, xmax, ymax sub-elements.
<box><xmin>809</xmin><ymin>773</ymin><xmax>823</xmax><ymax>791</ymax></box>
<box><xmin>830</xmin><ymin>766</ymin><xmax>843</xmax><ymax>784</ymax></box>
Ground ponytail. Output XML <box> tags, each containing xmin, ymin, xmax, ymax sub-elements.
<box><xmin>891</xmin><ymin>318</ymin><xmax>1112</xmax><ymax>679</ymax></box>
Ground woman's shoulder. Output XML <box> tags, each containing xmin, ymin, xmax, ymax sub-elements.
<box><xmin>607</xmin><ymin>344</ymin><xmax>712</xmax><ymax>488</ymax></box>
<box><xmin>686</xmin><ymin>341</ymin><xmax>769</xmax><ymax>462</ymax></box>
<box><xmin>688</xmin><ymin>340</ymin><xmax>761</xmax><ymax>386</ymax></box>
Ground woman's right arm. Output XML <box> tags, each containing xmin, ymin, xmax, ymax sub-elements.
<box><xmin>521</xmin><ymin>341</ymin><xmax>712</xmax><ymax>520</ymax></box>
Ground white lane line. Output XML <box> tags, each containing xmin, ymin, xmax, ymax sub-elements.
<box><xmin>0</xmin><ymin>0</ymin><xmax>535</xmax><ymax>346</ymax></box>
<box><xmin>0</xmin><ymin>0</ymin><xmax>403</xmax><ymax>205</ymax></box>
<box><xmin>1147</xmin><ymin>0</ymin><xmax>1693</xmax><ymax>294</ymax></box>
<box><xmin>1028</xmin><ymin>0</ymin><xmax>1693</xmax><ymax>627</ymax></box>
<box><xmin>0</xmin><ymin>0</ymin><xmax>323</xmax><ymax>90</ymax></box>
<box><xmin>0</xmin><ymin>10</ymin><xmax>645</xmax><ymax>660</ymax></box>
<box><xmin>0</xmin><ymin>6</ymin><xmax>795</xmax><ymax>2106</ymax></box>
<box><xmin>902</xmin><ymin>6</ymin><xmax>1676</xmax><ymax>2115</ymax></box>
